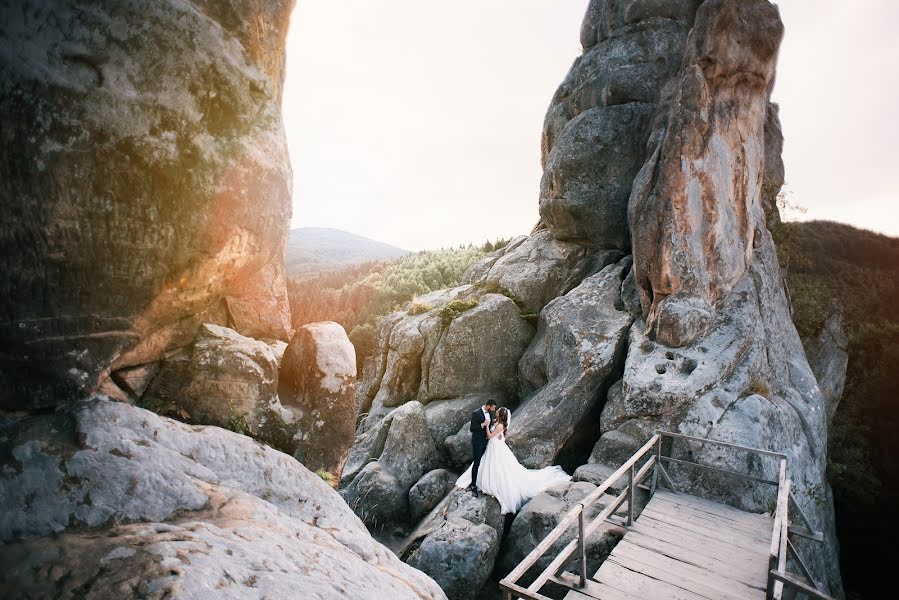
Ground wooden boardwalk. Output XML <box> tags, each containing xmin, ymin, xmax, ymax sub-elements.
<box><xmin>564</xmin><ymin>490</ymin><xmax>772</xmax><ymax>600</ymax></box>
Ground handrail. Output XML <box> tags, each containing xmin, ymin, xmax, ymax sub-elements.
<box><xmin>500</xmin><ymin>431</ymin><xmax>833</xmax><ymax>600</ymax></box>
<box><xmin>499</xmin><ymin>433</ymin><xmax>660</xmax><ymax>599</ymax></box>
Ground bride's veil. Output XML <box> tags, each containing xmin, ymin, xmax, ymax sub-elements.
<box><xmin>504</xmin><ymin>407</ymin><xmax>511</xmax><ymax>432</ymax></box>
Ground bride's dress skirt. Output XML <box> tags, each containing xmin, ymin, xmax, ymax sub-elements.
<box><xmin>455</xmin><ymin>437</ymin><xmax>571</xmax><ymax>514</ymax></box>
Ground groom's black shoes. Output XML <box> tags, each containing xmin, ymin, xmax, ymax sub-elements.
<box><xmin>472</xmin><ymin>487</ymin><xmax>480</xmax><ymax>498</ymax></box>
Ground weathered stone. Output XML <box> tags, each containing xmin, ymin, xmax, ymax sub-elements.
<box><xmin>0</xmin><ymin>397</ymin><xmax>446</xmax><ymax>599</ymax></box>
<box><xmin>409</xmin><ymin>469</ymin><xmax>456</xmax><ymax>522</ymax></box>
<box><xmin>111</xmin><ymin>362</ymin><xmax>161</xmax><ymax>400</ymax></box>
<box><xmin>443</xmin><ymin>424</ymin><xmax>474</xmax><ymax>471</ymax></box>
<box><xmin>0</xmin><ymin>0</ymin><xmax>294</xmax><ymax>410</ymax></box>
<box><xmin>762</xmin><ymin>101</ymin><xmax>785</xmax><ymax>226</ymax></box>
<box><xmin>511</xmin><ymin>261</ymin><xmax>634</xmax><ymax>468</ymax></box>
<box><xmin>279</xmin><ymin>321</ymin><xmax>356</xmax><ymax>478</ymax></box>
<box><xmin>401</xmin><ymin>489</ymin><xmax>504</xmax><ymax>600</ymax></box>
<box><xmin>341</xmin><ymin>402</ymin><xmax>440</xmax><ymax>528</ymax></box>
<box><xmin>806</xmin><ymin>303</ymin><xmax>848</xmax><ymax>423</ymax></box>
<box><xmin>423</xmin><ymin>393</ymin><xmax>498</xmax><ymax>451</ymax></box>
<box><xmin>141</xmin><ymin>324</ymin><xmax>282</xmax><ymax>429</ymax></box>
<box><xmin>463</xmin><ymin>230</ymin><xmax>604</xmax><ymax>314</ymax></box>
<box><xmin>629</xmin><ymin>0</ymin><xmax>783</xmax><ymax>347</ymax></box>
<box><xmin>539</xmin><ymin>104</ymin><xmax>653</xmax><ymax>248</ymax></box>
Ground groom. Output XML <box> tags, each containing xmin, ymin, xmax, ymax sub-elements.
<box><xmin>468</xmin><ymin>399</ymin><xmax>497</xmax><ymax>497</ymax></box>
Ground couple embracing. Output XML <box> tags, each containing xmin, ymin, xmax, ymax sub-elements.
<box><xmin>456</xmin><ymin>399</ymin><xmax>570</xmax><ymax>514</ymax></box>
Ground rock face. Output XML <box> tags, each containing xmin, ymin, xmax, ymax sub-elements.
<box><xmin>279</xmin><ymin>321</ymin><xmax>357</xmax><ymax>478</ymax></box>
<box><xmin>807</xmin><ymin>304</ymin><xmax>849</xmax><ymax>423</ymax></box>
<box><xmin>401</xmin><ymin>489</ymin><xmax>505</xmax><ymax>600</ymax></box>
<box><xmin>141</xmin><ymin>323</ymin><xmax>285</xmax><ymax>429</ymax></box>
<box><xmin>629</xmin><ymin>0</ymin><xmax>783</xmax><ymax>347</ymax></box>
<box><xmin>511</xmin><ymin>260</ymin><xmax>634</xmax><ymax>468</ymax></box>
<box><xmin>0</xmin><ymin>0</ymin><xmax>294</xmax><ymax>411</ymax></box>
<box><xmin>409</xmin><ymin>469</ymin><xmax>456</xmax><ymax>522</ymax></box>
<box><xmin>0</xmin><ymin>397</ymin><xmax>446</xmax><ymax>599</ymax></box>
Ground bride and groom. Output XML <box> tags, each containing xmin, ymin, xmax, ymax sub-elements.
<box><xmin>456</xmin><ymin>399</ymin><xmax>570</xmax><ymax>514</ymax></box>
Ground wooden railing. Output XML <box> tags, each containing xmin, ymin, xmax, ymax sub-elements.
<box><xmin>499</xmin><ymin>431</ymin><xmax>836</xmax><ymax>600</ymax></box>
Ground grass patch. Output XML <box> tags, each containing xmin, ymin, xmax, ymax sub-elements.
<box><xmin>437</xmin><ymin>297</ymin><xmax>479</xmax><ymax>328</ymax></box>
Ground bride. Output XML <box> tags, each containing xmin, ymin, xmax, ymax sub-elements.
<box><xmin>456</xmin><ymin>407</ymin><xmax>570</xmax><ymax>514</ymax></box>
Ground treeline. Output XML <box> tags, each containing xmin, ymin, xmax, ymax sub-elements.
<box><xmin>287</xmin><ymin>239</ymin><xmax>511</xmax><ymax>373</ymax></box>
<box><xmin>773</xmin><ymin>219</ymin><xmax>899</xmax><ymax>597</ymax></box>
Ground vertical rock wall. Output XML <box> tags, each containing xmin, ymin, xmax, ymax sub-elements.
<box><xmin>0</xmin><ymin>0</ymin><xmax>295</xmax><ymax>410</ymax></box>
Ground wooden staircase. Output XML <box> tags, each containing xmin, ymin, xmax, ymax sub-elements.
<box><xmin>499</xmin><ymin>432</ymin><xmax>836</xmax><ymax>600</ymax></box>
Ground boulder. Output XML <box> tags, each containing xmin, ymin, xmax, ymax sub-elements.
<box><xmin>410</xmin><ymin>469</ymin><xmax>457</xmax><ymax>522</ymax></box>
<box><xmin>141</xmin><ymin>323</ymin><xmax>284</xmax><ymax>430</ymax></box>
<box><xmin>444</xmin><ymin>424</ymin><xmax>475</xmax><ymax>471</ymax></box>
<box><xmin>423</xmin><ymin>393</ymin><xmax>498</xmax><ymax>451</ymax></box>
<box><xmin>402</xmin><ymin>489</ymin><xmax>505</xmax><ymax>600</ymax></box>
<box><xmin>628</xmin><ymin>0</ymin><xmax>783</xmax><ymax>347</ymax></box>
<box><xmin>806</xmin><ymin>303</ymin><xmax>849</xmax><ymax>423</ymax></box>
<box><xmin>497</xmin><ymin>481</ymin><xmax>624</xmax><ymax>581</ymax></box>
<box><xmin>341</xmin><ymin>402</ymin><xmax>440</xmax><ymax>528</ymax></box>
<box><xmin>762</xmin><ymin>102</ymin><xmax>786</xmax><ymax>226</ymax></box>
<box><xmin>539</xmin><ymin>103</ymin><xmax>653</xmax><ymax>248</ymax></box>
<box><xmin>0</xmin><ymin>397</ymin><xmax>446</xmax><ymax>599</ymax></box>
<box><xmin>510</xmin><ymin>261</ymin><xmax>634</xmax><ymax>468</ymax></box>
<box><xmin>0</xmin><ymin>0</ymin><xmax>294</xmax><ymax>410</ymax></box>
<box><xmin>462</xmin><ymin>230</ymin><xmax>608</xmax><ymax>314</ymax></box>
<box><xmin>279</xmin><ymin>321</ymin><xmax>357</xmax><ymax>478</ymax></box>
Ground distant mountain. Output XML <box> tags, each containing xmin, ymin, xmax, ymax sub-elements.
<box><xmin>285</xmin><ymin>227</ymin><xmax>409</xmax><ymax>277</ymax></box>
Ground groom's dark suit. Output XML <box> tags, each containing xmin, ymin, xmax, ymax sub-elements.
<box><xmin>469</xmin><ymin>407</ymin><xmax>493</xmax><ymax>491</ymax></box>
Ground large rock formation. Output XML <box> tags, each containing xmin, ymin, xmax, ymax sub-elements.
<box><xmin>0</xmin><ymin>0</ymin><xmax>294</xmax><ymax>411</ymax></box>
<box><xmin>279</xmin><ymin>321</ymin><xmax>357</xmax><ymax>479</ymax></box>
<box><xmin>806</xmin><ymin>303</ymin><xmax>849</xmax><ymax>423</ymax></box>
<box><xmin>0</xmin><ymin>398</ymin><xmax>446</xmax><ymax>599</ymax></box>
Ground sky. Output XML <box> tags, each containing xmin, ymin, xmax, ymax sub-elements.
<box><xmin>282</xmin><ymin>0</ymin><xmax>899</xmax><ymax>251</ymax></box>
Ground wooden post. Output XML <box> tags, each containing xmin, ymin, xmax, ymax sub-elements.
<box><xmin>627</xmin><ymin>463</ymin><xmax>635</xmax><ymax>525</ymax></box>
<box><xmin>502</xmin><ymin>590</ymin><xmax>512</xmax><ymax>600</ymax></box>
<box><xmin>651</xmin><ymin>434</ymin><xmax>662</xmax><ymax>494</ymax></box>
<box><xmin>578</xmin><ymin>506</ymin><xmax>587</xmax><ymax>588</ymax></box>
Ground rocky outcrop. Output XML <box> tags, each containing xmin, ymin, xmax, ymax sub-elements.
<box><xmin>279</xmin><ymin>321</ymin><xmax>357</xmax><ymax>479</ymax></box>
<box><xmin>0</xmin><ymin>397</ymin><xmax>446</xmax><ymax>599</ymax></box>
<box><xmin>629</xmin><ymin>0</ymin><xmax>783</xmax><ymax>347</ymax></box>
<box><xmin>409</xmin><ymin>469</ymin><xmax>457</xmax><ymax>522</ymax></box>
<box><xmin>807</xmin><ymin>304</ymin><xmax>849</xmax><ymax>423</ymax></box>
<box><xmin>762</xmin><ymin>102</ymin><xmax>786</xmax><ymax>226</ymax></box>
<box><xmin>341</xmin><ymin>402</ymin><xmax>440</xmax><ymax>529</ymax></box>
<box><xmin>401</xmin><ymin>489</ymin><xmax>505</xmax><ymax>600</ymax></box>
<box><xmin>141</xmin><ymin>323</ymin><xmax>288</xmax><ymax>429</ymax></box>
<box><xmin>0</xmin><ymin>0</ymin><xmax>294</xmax><ymax>411</ymax></box>
<box><xmin>511</xmin><ymin>260</ymin><xmax>634</xmax><ymax>468</ymax></box>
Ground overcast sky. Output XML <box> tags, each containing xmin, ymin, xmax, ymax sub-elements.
<box><xmin>282</xmin><ymin>0</ymin><xmax>899</xmax><ymax>250</ymax></box>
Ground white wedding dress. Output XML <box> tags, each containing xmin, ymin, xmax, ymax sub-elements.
<box><xmin>455</xmin><ymin>426</ymin><xmax>571</xmax><ymax>514</ymax></box>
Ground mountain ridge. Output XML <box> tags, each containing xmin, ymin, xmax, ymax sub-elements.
<box><xmin>285</xmin><ymin>227</ymin><xmax>409</xmax><ymax>277</ymax></box>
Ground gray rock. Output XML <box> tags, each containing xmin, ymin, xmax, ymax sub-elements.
<box><xmin>279</xmin><ymin>321</ymin><xmax>357</xmax><ymax>478</ymax></box>
<box><xmin>423</xmin><ymin>393</ymin><xmax>498</xmax><ymax>450</ymax></box>
<box><xmin>341</xmin><ymin>402</ymin><xmax>440</xmax><ymax>528</ymax></box>
<box><xmin>806</xmin><ymin>304</ymin><xmax>848</xmax><ymax>423</ymax></box>
<box><xmin>762</xmin><ymin>101</ymin><xmax>786</xmax><ymax>227</ymax></box>
<box><xmin>0</xmin><ymin>0</ymin><xmax>294</xmax><ymax>410</ymax></box>
<box><xmin>443</xmin><ymin>424</ymin><xmax>474</xmax><ymax>471</ymax></box>
<box><xmin>497</xmin><ymin>481</ymin><xmax>623</xmax><ymax>581</ymax></box>
<box><xmin>0</xmin><ymin>397</ymin><xmax>446</xmax><ymax>599</ymax></box>
<box><xmin>539</xmin><ymin>103</ymin><xmax>654</xmax><ymax>248</ymax></box>
<box><xmin>141</xmin><ymin>324</ymin><xmax>284</xmax><ymax>430</ymax></box>
<box><xmin>511</xmin><ymin>261</ymin><xmax>634</xmax><ymax>468</ymax></box>
<box><xmin>402</xmin><ymin>489</ymin><xmax>505</xmax><ymax>600</ymax></box>
<box><xmin>463</xmin><ymin>230</ymin><xmax>599</xmax><ymax>314</ymax></box>
<box><xmin>409</xmin><ymin>469</ymin><xmax>456</xmax><ymax>522</ymax></box>
<box><xmin>110</xmin><ymin>362</ymin><xmax>161</xmax><ymax>400</ymax></box>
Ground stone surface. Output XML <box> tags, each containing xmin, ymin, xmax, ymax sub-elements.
<box><xmin>279</xmin><ymin>321</ymin><xmax>357</xmax><ymax>478</ymax></box>
<box><xmin>628</xmin><ymin>0</ymin><xmax>783</xmax><ymax>347</ymax></box>
<box><xmin>0</xmin><ymin>0</ymin><xmax>294</xmax><ymax>411</ymax></box>
<box><xmin>762</xmin><ymin>101</ymin><xmax>785</xmax><ymax>226</ymax></box>
<box><xmin>141</xmin><ymin>323</ymin><xmax>283</xmax><ymax>429</ymax></box>
<box><xmin>0</xmin><ymin>397</ymin><xmax>446</xmax><ymax>599</ymax></box>
<box><xmin>423</xmin><ymin>393</ymin><xmax>496</xmax><ymax>452</ymax></box>
<box><xmin>807</xmin><ymin>303</ymin><xmax>849</xmax><ymax>423</ymax></box>
<box><xmin>462</xmin><ymin>230</ymin><xmax>607</xmax><ymax>314</ymax></box>
<box><xmin>401</xmin><ymin>489</ymin><xmax>504</xmax><ymax>600</ymax></box>
<box><xmin>409</xmin><ymin>469</ymin><xmax>456</xmax><ymax>522</ymax></box>
<box><xmin>341</xmin><ymin>402</ymin><xmax>440</xmax><ymax>528</ymax></box>
<box><xmin>539</xmin><ymin>103</ymin><xmax>653</xmax><ymax>248</ymax></box>
<box><xmin>511</xmin><ymin>261</ymin><xmax>634</xmax><ymax>468</ymax></box>
<box><xmin>497</xmin><ymin>481</ymin><xmax>623</xmax><ymax>581</ymax></box>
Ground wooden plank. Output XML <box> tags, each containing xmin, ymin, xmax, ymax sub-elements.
<box><xmin>769</xmin><ymin>570</ymin><xmax>838</xmax><ymax>600</ymax></box>
<box><xmin>610</xmin><ymin>541</ymin><xmax>767</xmax><ymax>600</ymax></box>
<box><xmin>644</xmin><ymin>500</ymin><xmax>773</xmax><ymax>542</ymax></box>
<box><xmin>651</xmin><ymin>493</ymin><xmax>773</xmax><ymax>526</ymax></box>
<box><xmin>626</xmin><ymin>522</ymin><xmax>769</xmax><ymax>572</ymax></box>
<box><xmin>563</xmin><ymin>578</ymin><xmax>642</xmax><ymax>600</ymax></box>
<box><xmin>635</xmin><ymin>512</ymin><xmax>771</xmax><ymax>554</ymax></box>
<box><xmin>621</xmin><ymin>530</ymin><xmax>769</xmax><ymax>589</ymax></box>
<box><xmin>659</xmin><ymin>431</ymin><xmax>787</xmax><ymax>460</ymax></box>
<box><xmin>594</xmin><ymin>559</ymin><xmax>719</xmax><ymax>600</ymax></box>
